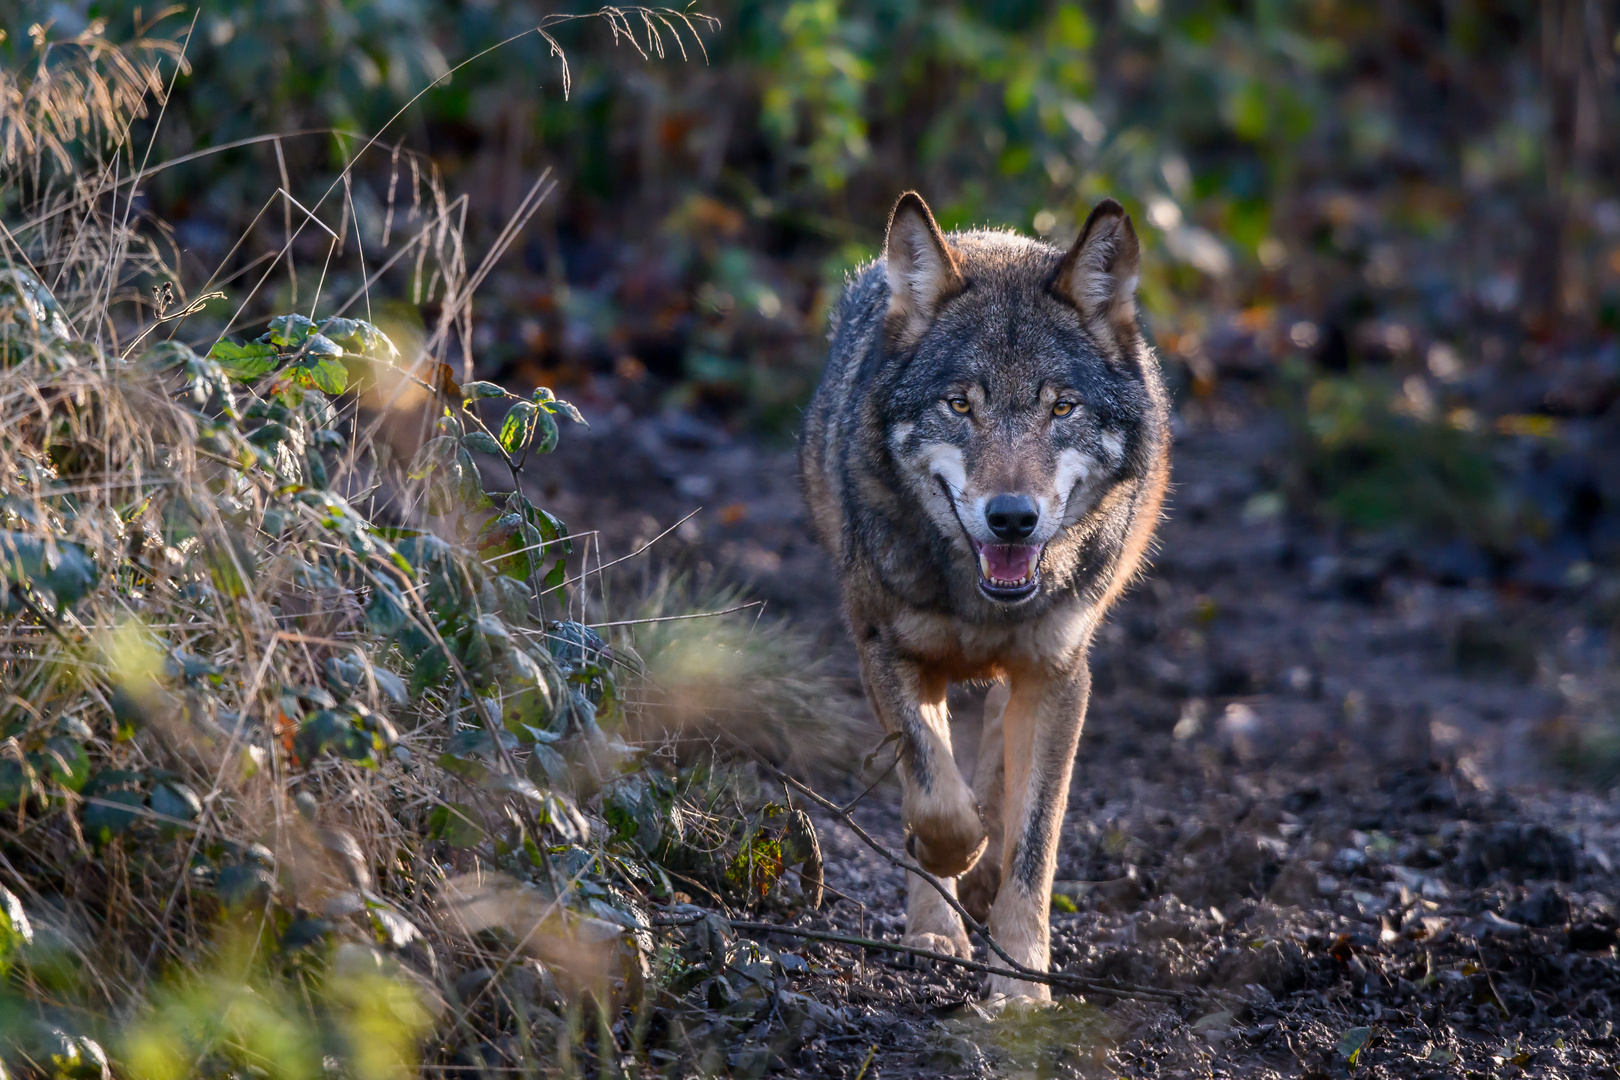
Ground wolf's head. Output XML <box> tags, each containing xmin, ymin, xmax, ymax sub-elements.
<box><xmin>878</xmin><ymin>192</ymin><xmax>1158</xmax><ymax>606</ymax></box>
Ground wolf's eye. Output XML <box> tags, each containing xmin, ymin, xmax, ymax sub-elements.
<box><xmin>948</xmin><ymin>398</ymin><xmax>971</xmax><ymax>415</ymax></box>
<box><xmin>1052</xmin><ymin>401</ymin><xmax>1075</xmax><ymax>417</ymax></box>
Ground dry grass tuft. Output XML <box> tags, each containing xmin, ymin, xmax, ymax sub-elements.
<box><xmin>0</xmin><ymin>14</ymin><xmax>852</xmax><ymax>1078</ymax></box>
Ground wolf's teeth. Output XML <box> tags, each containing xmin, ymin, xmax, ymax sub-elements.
<box><xmin>978</xmin><ymin>552</ymin><xmax>992</xmax><ymax>579</ymax></box>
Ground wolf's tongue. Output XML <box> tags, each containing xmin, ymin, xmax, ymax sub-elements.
<box><xmin>979</xmin><ymin>544</ymin><xmax>1040</xmax><ymax>582</ymax></box>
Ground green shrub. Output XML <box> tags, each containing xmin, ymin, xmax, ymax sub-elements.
<box><xmin>0</xmin><ymin>25</ymin><xmax>841</xmax><ymax>1079</ymax></box>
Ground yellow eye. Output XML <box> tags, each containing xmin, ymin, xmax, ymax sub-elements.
<box><xmin>1052</xmin><ymin>401</ymin><xmax>1075</xmax><ymax>417</ymax></box>
<box><xmin>948</xmin><ymin>398</ymin><xmax>971</xmax><ymax>415</ymax></box>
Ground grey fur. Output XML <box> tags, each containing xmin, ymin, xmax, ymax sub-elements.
<box><xmin>800</xmin><ymin>193</ymin><xmax>1170</xmax><ymax>1001</ymax></box>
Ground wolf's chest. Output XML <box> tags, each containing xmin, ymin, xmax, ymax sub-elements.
<box><xmin>887</xmin><ymin>602</ymin><xmax>1093</xmax><ymax>677</ymax></box>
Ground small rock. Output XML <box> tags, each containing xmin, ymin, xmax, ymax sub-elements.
<box><xmin>1505</xmin><ymin>885</ymin><xmax>1569</xmax><ymax>928</ymax></box>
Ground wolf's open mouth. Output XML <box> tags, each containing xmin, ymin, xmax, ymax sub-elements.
<box><xmin>973</xmin><ymin>540</ymin><xmax>1042</xmax><ymax>601</ymax></box>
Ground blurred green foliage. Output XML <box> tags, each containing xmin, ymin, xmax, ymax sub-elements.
<box><xmin>6</xmin><ymin>1</ymin><xmax>1615</xmax><ymax>537</ymax></box>
<box><xmin>1293</xmin><ymin>372</ymin><xmax>1510</xmax><ymax>546</ymax></box>
<box><xmin>14</xmin><ymin>0</ymin><xmax>1602</xmax><ymax>302</ymax></box>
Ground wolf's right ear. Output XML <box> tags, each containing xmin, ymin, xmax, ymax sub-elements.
<box><xmin>884</xmin><ymin>192</ymin><xmax>963</xmax><ymax>348</ymax></box>
<box><xmin>1052</xmin><ymin>199</ymin><xmax>1140</xmax><ymax>351</ymax></box>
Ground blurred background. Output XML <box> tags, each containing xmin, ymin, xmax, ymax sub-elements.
<box><xmin>6</xmin><ymin>0</ymin><xmax>1612</xmax><ymax>547</ymax></box>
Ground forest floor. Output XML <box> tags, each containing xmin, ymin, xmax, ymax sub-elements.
<box><xmin>543</xmin><ymin>386</ymin><xmax>1620</xmax><ymax>1079</ymax></box>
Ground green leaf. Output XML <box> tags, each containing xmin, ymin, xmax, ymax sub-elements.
<box><xmin>38</xmin><ymin>736</ymin><xmax>89</xmax><ymax>792</ymax></box>
<box><xmin>324</xmin><ymin>655</ymin><xmax>363</xmax><ymax>699</ymax></box>
<box><xmin>526</xmin><ymin>743</ymin><xmax>569</xmax><ymax>788</ymax></box>
<box><xmin>316</xmin><ymin>317</ymin><xmax>361</xmax><ymax>345</ymax></box>
<box><xmin>246</xmin><ymin>421</ymin><xmax>289</xmax><ymax>450</ymax></box>
<box><xmin>491</xmin><ymin>573</ymin><xmax>533</xmax><ymax>623</ymax></box>
<box><xmin>462</xmin><ymin>431</ymin><xmax>504</xmax><ymax>456</ymax></box>
<box><xmin>217</xmin><ymin>862</ymin><xmax>276</xmax><ymax>909</ymax></box>
<box><xmin>434</xmin><ymin>408</ymin><xmax>464</xmax><ymax>438</ymax></box>
<box><xmin>41</xmin><ymin>1028</ymin><xmax>109</xmax><ymax>1080</ymax></box>
<box><xmin>295</xmin><ymin>710</ymin><xmax>379</xmax><ymax>765</ymax></box>
<box><xmin>539</xmin><ymin>391</ymin><xmax>587</xmax><ymax>428</ymax></box>
<box><xmin>304</xmin><ymin>447</ymin><xmax>329</xmax><ymax>489</ymax></box>
<box><xmin>456</xmin><ymin>445</ymin><xmax>490</xmax><ymax>509</ymax></box>
<box><xmin>530</xmin><ymin>405</ymin><xmax>559</xmax><ymax>454</ymax></box>
<box><xmin>320</xmin><ymin>318</ymin><xmax>397</xmax><ymax>359</ymax></box>
<box><xmin>498</xmin><ymin>400</ymin><xmax>537</xmax><ymax>455</ymax></box>
<box><xmin>281</xmin><ymin>917</ymin><xmax>333</xmax><ymax>951</ymax></box>
<box><xmin>293</xmin><ymin>355</ymin><xmax>348</xmax><ymax>394</ymax></box>
<box><xmin>0</xmin><ymin>531</ymin><xmax>98</xmax><ymax>608</ymax></box>
<box><xmin>1337</xmin><ymin>1026</ymin><xmax>1373</xmax><ymax>1065</ymax></box>
<box><xmin>141</xmin><ymin>340</ymin><xmax>202</xmax><ymax>371</ymax></box>
<box><xmin>303</xmin><ymin>333</ymin><xmax>344</xmax><ymax>357</ymax></box>
<box><xmin>460</xmin><ymin>381</ymin><xmax>508</xmax><ymax>400</ymax></box>
<box><xmin>0</xmin><ymin>885</ymin><xmax>33</xmax><ymax>975</ymax></box>
<box><xmin>439</xmin><ymin>728</ymin><xmax>519</xmax><ymax>780</ymax></box>
<box><xmin>542</xmin><ymin>557</ymin><xmax>568</xmax><ymax>590</ymax></box>
<box><xmin>368</xmin><ymin>669</ymin><xmax>405</xmax><ymax>709</ymax></box>
<box><xmin>537</xmin><ymin>791</ymin><xmax>589</xmax><ymax>844</ymax></box>
<box><xmin>408</xmin><ymin>643</ymin><xmax>451</xmax><ymax>694</ymax></box>
<box><xmin>365</xmin><ymin>580</ymin><xmax>409</xmax><ymax>635</ymax></box>
<box><xmin>427</xmin><ymin>802</ymin><xmax>485</xmax><ymax>848</ymax></box>
<box><xmin>0</xmin><ymin>758</ymin><xmax>37</xmax><ymax>810</ymax></box>
<box><xmin>203</xmin><ymin>534</ymin><xmax>256</xmax><ymax>598</ymax></box>
<box><xmin>208</xmin><ymin>338</ymin><xmax>280</xmax><ymax>380</ymax></box>
<box><xmin>268</xmin><ymin>314</ymin><xmax>317</xmax><ymax>348</ymax></box>
<box><xmin>149</xmin><ymin>781</ymin><xmax>202</xmax><ymax>833</ymax></box>
<box><xmin>603</xmin><ymin>779</ymin><xmax>660</xmax><ymax>851</ymax></box>
<box><xmin>477</xmin><ymin>512</ymin><xmax>543</xmax><ymax>580</ymax></box>
<box><xmin>83</xmin><ymin>789</ymin><xmax>145</xmax><ymax>844</ymax></box>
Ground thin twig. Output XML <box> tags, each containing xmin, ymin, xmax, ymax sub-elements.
<box><xmin>724</xmin><ymin>733</ymin><xmax>1175</xmax><ymax>1001</ymax></box>
<box><xmin>542</xmin><ymin>509</ymin><xmax>702</xmax><ymax>596</ymax></box>
<box><xmin>651</xmin><ymin>913</ymin><xmax>1177</xmax><ymax>1002</ymax></box>
<box><xmin>589</xmin><ymin>600</ymin><xmax>761</xmax><ymax>629</ymax></box>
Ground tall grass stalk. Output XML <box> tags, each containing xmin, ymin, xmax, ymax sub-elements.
<box><xmin>0</xmin><ymin>12</ymin><xmax>848</xmax><ymax>1078</ymax></box>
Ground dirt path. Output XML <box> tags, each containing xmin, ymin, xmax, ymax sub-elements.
<box><xmin>548</xmin><ymin>394</ymin><xmax>1620</xmax><ymax>1078</ymax></box>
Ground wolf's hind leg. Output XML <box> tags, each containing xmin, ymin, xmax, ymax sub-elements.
<box><xmin>985</xmin><ymin>665</ymin><xmax>1090</xmax><ymax>1005</ymax></box>
<box><xmin>958</xmin><ymin>681</ymin><xmax>1007</xmax><ymax>923</ymax></box>
<box><xmin>857</xmin><ymin>640</ymin><xmax>986</xmax><ymax>877</ymax></box>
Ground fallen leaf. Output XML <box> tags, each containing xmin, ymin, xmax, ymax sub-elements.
<box><xmin>1337</xmin><ymin>1025</ymin><xmax>1373</xmax><ymax>1065</ymax></box>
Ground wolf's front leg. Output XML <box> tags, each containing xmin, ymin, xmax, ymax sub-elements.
<box><xmin>985</xmin><ymin>663</ymin><xmax>1090</xmax><ymax>1005</ymax></box>
<box><xmin>958</xmin><ymin>680</ymin><xmax>1008</xmax><ymax>922</ymax></box>
<box><xmin>903</xmin><ymin>871</ymin><xmax>971</xmax><ymax>958</ymax></box>
<box><xmin>855</xmin><ymin>638</ymin><xmax>986</xmax><ymax>880</ymax></box>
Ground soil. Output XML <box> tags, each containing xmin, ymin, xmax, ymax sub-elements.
<box><xmin>544</xmin><ymin>388</ymin><xmax>1620</xmax><ymax>1078</ymax></box>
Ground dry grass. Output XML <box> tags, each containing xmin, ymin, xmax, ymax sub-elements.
<box><xmin>0</xmin><ymin>13</ymin><xmax>855</xmax><ymax>1078</ymax></box>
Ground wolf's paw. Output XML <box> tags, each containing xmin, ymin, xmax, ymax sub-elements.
<box><xmin>899</xmin><ymin>929</ymin><xmax>973</xmax><ymax>965</ymax></box>
<box><xmin>984</xmin><ymin>977</ymin><xmax>1053</xmax><ymax>1009</ymax></box>
<box><xmin>907</xmin><ymin>794</ymin><xmax>987</xmax><ymax>877</ymax></box>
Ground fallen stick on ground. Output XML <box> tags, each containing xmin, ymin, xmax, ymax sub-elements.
<box><xmin>652</xmin><ymin>911</ymin><xmax>1179</xmax><ymax>1002</ymax></box>
<box><xmin>722</xmin><ymin>733</ymin><xmax>1180</xmax><ymax>1004</ymax></box>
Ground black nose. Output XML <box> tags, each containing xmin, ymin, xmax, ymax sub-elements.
<box><xmin>985</xmin><ymin>494</ymin><xmax>1039</xmax><ymax>541</ymax></box>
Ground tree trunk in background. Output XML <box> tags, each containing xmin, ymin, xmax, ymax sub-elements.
<box><xmin>1523</xmin><ymin>0</ymin><xmax>1581</xmax><ymax>338</ymax></box>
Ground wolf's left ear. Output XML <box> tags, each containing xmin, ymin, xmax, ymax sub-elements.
<box><xmin>884</xmin><ymin>192</ymin><xmax>964</xmax><ymax>348</ymax></box>
<box><xmin>1052</xmin><ymin>199</ymin><xmax>1141</xmax><ymax>349</ymax></box>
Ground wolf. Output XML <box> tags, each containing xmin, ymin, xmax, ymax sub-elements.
<box><xmin>800</xmin><ymin>192</ymin><xmax>1170</xmax><ymax>1003</ymax></box>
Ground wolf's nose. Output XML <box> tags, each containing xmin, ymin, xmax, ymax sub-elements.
<box><xmin>985</xmin><ymin>494</ymin><xmax>1039</xmax><ymax>541</ymax></box>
